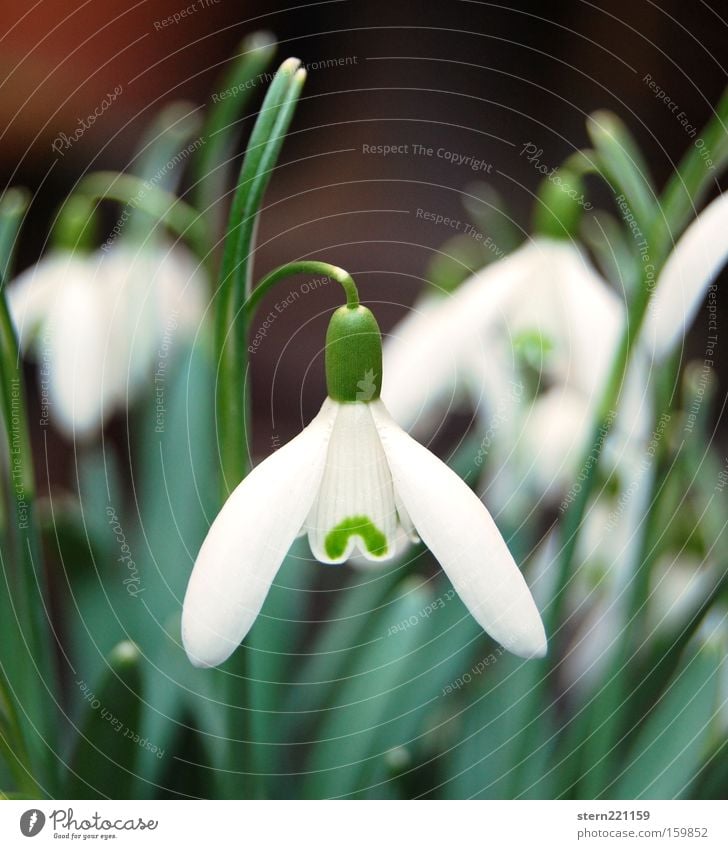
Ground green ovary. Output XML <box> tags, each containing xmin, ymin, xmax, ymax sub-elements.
<box><xmin>324</xmin><ymin>515</ymin><xmax>388</xmax><ymax>560</ymax></box>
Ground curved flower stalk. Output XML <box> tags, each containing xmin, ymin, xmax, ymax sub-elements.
<box><xmin>182</xmin><ymin>270</ymin><xmax>547</xmax><ymax>668</ymax></box>
<box><xmin>382</xmin><ymin>237</ymin><xmax>650</xmax><ymax>502</ymax></box>
<box><xmin>8</xmin><ymin>241</ymin><xmax>207</xmax><ymax>438</ymax></box>
<box><xmin>642</xmin><ymin>191</ymin><xmax>728</xmax><ymax>362</ymax></box>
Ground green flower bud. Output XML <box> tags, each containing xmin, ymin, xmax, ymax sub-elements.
<box><xmin>325</xmin><ymin>304</ymin><xmax>383</xmax><ymax>403</ymax></box>
<box><xmin>533</xmin><ymin>167</ymin><xmax>587</xmax><ymax>240</ymax></box>
<box><xmin>53</xmin><ymin>195</ymin><xmax>98</xmax><ymax>252</ymax></box>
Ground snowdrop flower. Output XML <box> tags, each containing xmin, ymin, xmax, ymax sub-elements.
<box><xmin>643</xmin><ymin>192</ymin><xmax>728</xmax><ymax>361</ymax></box>
<box><xmin>8</xmin><ymin>242</ymin><xmax>206</xmax><ymax>438</ymax></box>
<box><xmin>383</xmin><ymin>237</ymin><xmax>649</xmax><ymax>500</ymax></box>
<box><xmin>182</xmin><ymin>300</ymin><xmax>546</xmax><ymax>667</ymax></box>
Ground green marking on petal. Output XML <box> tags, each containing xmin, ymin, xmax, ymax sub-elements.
<box><xmin>324</xmin><ymin>515</ymin><xmax>388</xmax><ymax>560</ymax></box>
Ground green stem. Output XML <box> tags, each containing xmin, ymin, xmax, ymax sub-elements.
<box><xmin>76</xmin><ymin>172</ymin><xmax>211</xmax><ymax>265</ymax></box>
<box><xmin>249</xmin><ymin>261</ymin><xmax>359</xmax><ymax>315</ymax></box>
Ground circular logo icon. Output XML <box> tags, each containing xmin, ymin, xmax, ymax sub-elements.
<box><xmin>20</xmin><ymin>810</ymin><xmax>45</xmax><ymax>837</ymax></box>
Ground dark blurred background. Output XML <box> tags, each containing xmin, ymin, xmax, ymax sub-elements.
<box><xmin>2</xmin><ymin>0</ymin><xmax>726</xmax><ymax>455</ymax></box>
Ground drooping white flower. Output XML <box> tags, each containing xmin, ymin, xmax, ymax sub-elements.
<box><xmin>382</xmin><ymin>237</ymin><xmax>650</xmax><ymax>500</ymax></box>
<box><xmin>8</xmin><ymin>242</ymin><xmax>207</xmax><ymax>438</ymax></box>
<box><xmin>643</xmin><ymin>192</ymin><xmax>728</xmax><ymax>362</ymax></box>
<box><xmin>182</xmin><ymin>303</ymin><xmax>546</xmax><ymax>668</ymax></box>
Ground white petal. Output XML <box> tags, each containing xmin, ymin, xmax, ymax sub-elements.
<box><xmin>499</xmin><ymin>239</ymin><xmax>623</xmax><ymax>398</ymax></box>
<box><xmin>306</xmin><ymin>402</ymin><xmax>400</xmax><ymax>564</ymax></box>
<box><xmin>154</xmin><ymin>244</ymin><xmax>209</xmax><ymax>339</ymax></box>
<box><xmin>382</xmin><ymin>239</ymin><xmax>623</xmax><ymax>435</ymax></box>
<box><xmin>645</xmin><ymin>192</ymin><xmax>728</xmax><ymax>361</ymax></box>
<box><xmin>381</xmin><ymin>241</ymin><xmax>539</xmax><ymax>432</ymax></box>
<box><xmin>519</xmin><ymin>386</ymin><xmax>593</xmax><ymax>502</ymax></box>
<box><xmin>101</xmin><ymin>246</ymin><xmax>162</xmax><ymax>405</ymax></box>
<box><xmin>7</xmin><ymin>252</ymin><xmax>89</xmax><ymax>350</ymax></box>
<box><xmin>370</xmin><ymin>399</ymin><xmax>547</xmax><ymax>658</ymax></box>
<box><xmin>46</xmin><ymin>273</ymin><xmax>111</xmax><ymax>438</ymax></box>
<box><xmin>181</xmin><ymin>398</ymin><xmax>338</xmax><ymax>668</ymax></box>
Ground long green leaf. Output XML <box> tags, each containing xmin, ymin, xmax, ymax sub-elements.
<box><xmin>193</xmin><ymin>31</ymin><xmax>276</xmax><ymax>228</ymax></box>
<box><xmin>302</xmin><ymin>577</ymin><xmax>432</xmax><ymax>799</ymax></box>
<box><xmin>66</xmin><ymin>642</ymin><xmax>144</xmax><ymax>798</ymax></box>
<box><xmin>357</xmin><ymin>582</ymin><xmax>481</xmax><ymax>798</ymax></box>
<box><xmin>126</xmin><ymin>101</ymin><xmax>203</xmax><ymax>244</ymax></box>
<box><xmin>611</xmin><ymin>640</ymin><xmax>721</xmax><ymax>799</ymax></box>
<box><xmin>655</xmin><ymin>86</ymin><xmax>728</xmax><ymax>260</ymax></box>
<box><xmin>587</xmin><ymin>111</ymin><xmax>656</xmax><ymax>232</ymax></box>
<box><xmin>216</xmin><ymin>57</ymin><xmax>306</xmax><ymax>493</ymax></box>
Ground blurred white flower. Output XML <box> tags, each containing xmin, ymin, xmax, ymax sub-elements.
<box><xmin>8</xmin><ymin>243</ymin><xmax>207</xmax><ymax>438</ymax></box>
<box><xmin>557</xmin><ymin>497</ymin><xmax>640</xmax><ymax>696</ymax></box>
<box><xmin>643</xmin><ymin>192</ymin><xmax>728</xmax><ymax>362</ymax></box>
<box><xmin>383</xmin><ymin>237</ymin><xmax>650</xmax><ymax>501</ymax></box>
<box><xmin>182</xmin><ymin>395</ymin><xmax>547</xmax><ymax>668</ymax></box>
<box><xmin>648</xmin><ymin>553</ymin><xmax>716</xmax><ymax>637</ymax></box>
